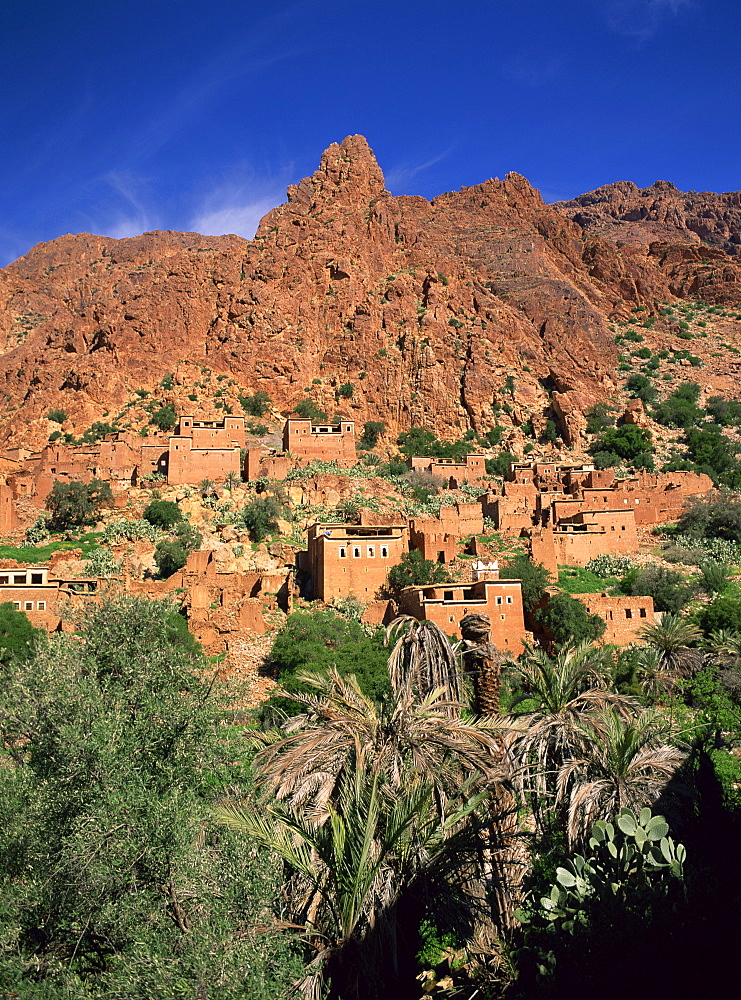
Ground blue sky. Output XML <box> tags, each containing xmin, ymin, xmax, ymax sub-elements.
<box><xmin>1</xmin><ymin>0</ymin><xmax>738</xmax><ymax>266</ymax></box>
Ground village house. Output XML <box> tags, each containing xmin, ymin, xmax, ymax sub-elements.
<box><xmin>0</xmin><ymin>563</ymin><xmax>107</xmax><ymax>631</ymax></box>
<box><xmin>283</xmin><ymin>418</ymin><xmax>356</xmax><ymax>467</ymax></box>
<box><xmin>398</xmin><ymin>560</ymin><xmax>527</xmax><ymax>656</ymax></box>
<box><xmin>305</xmin><ymin>522</ymin><xmax>407</xmax><ymax>601</ymax></box>
<box><xmin>574</xmin><ymin>591</ymin><xmax>656</xmax><ymax>645</ymax></box>
<box><xmin>407</xmin><ymin>453</ymin><xmax>486</xmax><ymax>486</ymax></box>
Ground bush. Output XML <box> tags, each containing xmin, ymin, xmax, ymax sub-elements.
<box><xmin>264</xmin><ymin>609</ymin><xmax>390</xmax><ymax>715</ymax></box>
<box><xmin>358</xmin><ymin>420</ymin><xmax>386</xmax><ymax>449</ymax></box>
<box><xmin>479</xmin><ymin>425</ymin><xmax>504</xmax><ymax>448</ymax></box>
<box><xmin>239</xmin><ymin>390</ymin><xmax>272</xmax><ymax>417</ymax></box>
<box><xmin>499</xmin><ymin>554</ymin><xmax>552</xmax><ymax>612</ymax></box>
<box><xmin>143</xmin><ymin>499</ymin><xmax>182</xmax><ymax>529</ymax></box>
<box><xmin>625</xmin><ymin>374</ymin><xmax>658</xmax><ymax>404</ymax></box>
<box><xmin>0</xmin><ymin>602</ymin><xmax>44</xmax><ymax>663</ymax></box>
<box><xmin>294</xmin><ymin>399</ymin><xmax>328</xmax><ymax>423</ymax></box>
<box><xmin>150</xmin><ymin>403</ymin><xmax>177</xmax><ymax>431</ymax></box>
<box><xmin>239</xmin><ymin>497</ymin><xmax>281</xmax><ymax>541</ymax></box>
<box><xmin>699</xmin><ymin>560</ymin><xmax>732</xmax><ymax>595</ymax></box>
<box><xmin>696</xmin><ymin>596</ymin><xmax>741</xmax><ymax>636</ymax></box>
<box><xmin>154</xmin><ymin>539</ymin><xmax>189</xmax><ymax>577</ymax></box>
<box><xmin>653</xmin><ymin>382</ymin><xmax>703</xmax><ymax>429</ymax></box>
<box><xmin>535</xmin><ymin>592</ymin><xmax>606</xmax><ymax>646</ymax></box>
<box><xmin>590</xmin><ymin>425</ymin><xmax>654</xmax><ymax>466</ymax></box>
<box><xmin>397</xmin><ymin>427</ymin><xmax>468</xmax><ymax>462</ymax></box>
<box><xmin>619</xmin><ymin>564</ymin><xmax>696</xmax><ymax>613</ymax></box>
<box><xmin>585</xmin><ymin>554</ymin><xmax>634</xmax><ymax>578</ymax></box>
<box><xmin>337</xmin><ymin>382</ymin><xmax>354</xmax><ymax>399</ymax></box>
<box><xmin>46</xmin><ymin>478</ymin><xmax>114</xmax><ymax>530</ymax></box>
<box><xmin>706</xmin><ymin>395</ymin><xmax>741</xmax><ymax>427</ymax></box>
<box><xmin>485</xmin><ymin>451</ymin><xmax>516</xmax><ymax>477</ymax></box>
<box><xmin>677</xmin><ymin>493</ymin><xmax>741</xmax><ymax>543</ymax></box>
<box><xmin>683</xmin><ymin>425</ymin><xmax>741</xmax><ymax>488</ymax></box>
<box><xmin>585</xmin><ymin>403</ymin><xmax>615</xmax><ymax>435</ymax></box>
<box><xmin>387</xmin><ymin>550</ymin><xmax>450</xmax><ymax>593</ymax></box>
<box><xmin>47</xmin><ymin>408</ymin><xmax>67</xmax><ymax>423</ymax></box>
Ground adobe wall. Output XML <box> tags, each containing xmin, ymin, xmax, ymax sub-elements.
<box><xmin>167</xmin><ymin>437</ymin><xmax>241</xmax><ymax>486</ymax></box>
<box><xmin>0</xmin><ymin>485</ymin><xmax>18</xmax><ymax>535</ymax></box>
<box><xmin>244</xmin><ymin>447</ymin><xmax>292</xmax><ymax>482</ymax></box>
<box><xmin>439</xmin><ymin>502</ymin><xmax>484</xmax><ymax>536</ymax></box>
<box><xmin>308</xmin><ymin>523</ymin><xmax>407</xmax><ymax>601</ymax></box>
<box><xmin>283</xmin><ymin>419</ymin><xmax>356</xmax><ymax>466</ymax></box>
<box><xmin>409</xmin><ymin>520</ymin><xmax>458</xmax><ymax>563</ymax></box>
<box><xmin>177</xmin><ymin>415</ymin><xmax>246</xmax><ymax>450</ymax></box>
<box><xmin>399</xmin><ymin>578</ymin><xmax>527</xmax><ymax>656</ymax></box>
<box><xmin>573</xmin><ymin>592</ymin><xmax>655</xmax><ymax>645</ymax></box>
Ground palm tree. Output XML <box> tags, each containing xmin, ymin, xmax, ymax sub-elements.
<box><xmin>555</xmin><ymin>708</ymin><xmax>688</xmax><ymax>848</ymax></box>
<box><xmin>385</xmin><ymin>616</ymin><xmax>463</xmax><ymax>708</ymax></box>
<box><xmin>505</xmin><ymin>641</ymin><xmax>638</xmax><ymax>834</ymax></box>
<box><xmin>637</xmin><ymin>613</ymin><xmax>704</xmax><ymax>678</ymax></box>
<box><xmin>249</xmin><ymin>668</ymin><xmax>510</xmax><ymax>823</ymax></box>
<box><xmin>460</xmin><ymin>612</ymin><xmax>503</xmax><ymax>715</ymax></box>
<box><xmin>217</xmin><ymin>751</ymin><xmax>487</xmax><ymax>1000</ymax></box>
<box><xmin>223</xmin><ymin>471</ymin><xmax>242</xmax><ymax>491</ymax></box>
<box><xmin>704</xmin><ymin>628</ymin><xmax>741</xmax><ymax>666</ymax></box>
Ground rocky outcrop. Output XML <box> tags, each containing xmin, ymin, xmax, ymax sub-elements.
<box><xmin>1</xmin><ymin>136</ymin><xmax>741</xmax><ymax>454</ymax></box>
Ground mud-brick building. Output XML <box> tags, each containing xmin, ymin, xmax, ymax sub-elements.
<box><xmin>283</xmin><ymin>418</ymin><xmax>356</xmax><ymax>467</ymax></box>
<box><xmin>306</xmin><ymin>522</ymin><xmax>407</xmax><ymax>601</ymax></box>
<box><xmin>398</xmin><ymin>568</ymin><xmax>527</xmax><ymax>656</ymax></box>
<box><xmin>574</xmin><ymin>592</ymin><xmax>655</xmax><ymax>646</ymax></box>
<box><xmin>0</xmin><ymin>564</ymin><xmax>105</xmax><ymax>630</ymax></box>
<box><xmin>167</xmin><ymin>414</ymin><xmax>245</xmax><ymax>486</ymax></box>
<box><xmin>408</xmin><ymin>454</ymin><xmax>486</xmax><ymax>485</ymax></box>
<box><xmin>530</xmin><ymin>508</ymin><xmax>639</xmax><ymax>574</ymax></box>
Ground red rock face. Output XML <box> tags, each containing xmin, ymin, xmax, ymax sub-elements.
<box><xmin>1</xmin><ymin>135</ymin><xmax>741</xmax><ymax>451</ymax></box>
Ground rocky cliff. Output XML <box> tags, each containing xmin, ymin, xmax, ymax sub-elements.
<box><xmin>1</xmin><ymin>135</ymin><xmax>741</xmax><ymax>452</ymax></box>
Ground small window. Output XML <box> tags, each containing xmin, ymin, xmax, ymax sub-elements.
<box><xmin>0</xmin><ymin>576</ymin><xmax>8</xmax><ymax>585</ymax></box>
<box><xmin>353</xmin><ymin>547</ymin><xmax>361</xmax><ymax>558</ymax></box>
<box><xmin>381</xmin><ymin>546</ymin><xmax>388</xmax><ymax>558</ymax></box>
<box><xmin>37</xmin><ymin>601</ymin><xmax>46</xmax><ymax>611</ymax></box>
<box><xmin>367</xmin><ymin>546</ymin><xmax>375</xmax><ymax>558</ymax></box>
<box><xmin>625</xmin><ymin>609</ymin><xmax>633</xmax><ymax>619</ymax></box>
<box><xmin>449</xmin><ymin>616</ymin><xmax>455</xmax><ymax>623</ymax></box>
<box><xmin>31</xmin><ymin>573</ymin><xmax>43</xmax><ymax>585</ymax></box>
<box><xmin>506</xmin><ymin>596</ymin><xmax>513</xmax><ymax>604</ymax></box>
<box><xmin>639</xmin><ymin>607</ymin><xmax>647</xmax><ymax>617</ymax></box>
<box><xmin>339</xmin><ymin>547</ymin><xmax>346</xmax><ymax>559</ymax></box>
<box><xmin>13</xmin><ymin>602</ymin><xmax>20</xmax><ymax>610</ymax></box>
<box><xmin>24</xmin><ymin>602</ymin><xmax>33</xmax><ymax>611</ymax></box>
<box><xmin>13</xmin><ymin>575</ymin><xmax>26</xmax><ymax>585</ymax></box>
<box><xmin>443</xmin><ymin>591</ymin><xmax>454</xmax><ymax>601</ymax></box>
<box><xmin>621</xmin><ymin>525</ymin><xmax>626</xmax><ymax>531</ymax></box>
<box><xmin>496</xmin><ymin>596</ymin><xmax>503</xmax><ymax>606</ymax></box>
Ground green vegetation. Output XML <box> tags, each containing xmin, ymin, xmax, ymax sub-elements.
<box><xmin>0</xmin><ymin>598</ymin><xmax>300</xmax><ymax>998</ymax></box>
<box><xmin>397</xmin><ymin>426</ymin><xmax>468</xmax><ymax>461</ymax></box>
<box><xmin>619</xmin><ymin>563</ymin><xmax>697</xmax><ymax>613</ymax></box>
<box><xmin>585</xmin><ymin>402</ymin><xmax>615</xmax><ymax>434</ymax></box>
<box><xmin>500</xmin><ymin>553</ymin><xmax>551</xmax><ymax>611</ymax></box>
<box><xmin>294</xmin><ymin>398</ymin><xmax>329</xmax><ymax>422</ymax></box>
<box><xmin>238</xmin><ymin>496</ymin><xmax>281</xmax><ymax>541</ymax></box>
<box><xmin>45</xmin><ymin>478</ymin><xmax>114</xmax><ymax>530</ymax></box>
<box><xmin>0</xmin><ymin>602</ymin><xmax>44</xmax><ymax>664</ymax></box>
<box><xmin>150</xmin><ymin>401</ymin><xmax>177</xmax><ymax>431</ymax></box>
<box><xmin>239</xmin><ymin>390</ymin><xmax>272</xmax><ymax>417</ymax></box>
<box><xmin>653</xmin><ymin>381</ymin><xmax>703</xmax><ymax>429</ymax></box>
<box><xmin>46</xmin><ymin>408</ymin><xmax>67</xmax><ymax>423</ymax></box>
<box><xmin>387</xmin><ymin>549</ymin><xmax>450</xmax><ymax>593</ymax></box>
<box><xmin>153</xmin><ymin>521</ymin><xmax>203</xmax><ymax>578</ymax></box>
<box><xmin>143</xmin><ymin>498</ymin><xmax>182</xmax><ymax>528</ymax></box>
<box><xmin>589</xmin><ymin>424</ymin><xmax>654</xmax><ymax>470</ymax></box>
<box><xmin>536</xmin><ymin>592</ymin><xmax>607</xmax><ymax>645</ymax></box>
<box><xmin>358</xmin><ymin>420</ymin><xmax>386</xmax><ymax>449</ymax></box>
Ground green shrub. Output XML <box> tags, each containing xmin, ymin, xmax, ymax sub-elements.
<box><xmin>239</xmin><ymin>497</ymin><xmax>281</xmax><ymax>541</ymax></box>
<box><xmin>653</xmin><ymin>382</ymin><xmax>703</xmax><ymax>429</ymax></box>
<box><xmin>46</xmin><ymin>479</ymin><xmax>114</xmax><ymax>530</ymax></box>
<box><xmin>47</xmin><ymin>408</ymin><xmax>67</xmax><ymax>423</ymax></box>
<box><xmin>485</xmin><ymin>452</ymin><xmax>516</xmax><ymax>477</ymax></box>
<box><xmin>619</xmin><ymin>564</ymin><xmax>696</xmax><ymax>613</ymax></box>
<box><xmin>337</xmin><ymin>382</ymin><xmax>354</xmax><ymax>399</ymax></box>
<box><xmin>359</xmin><ymin>420</ymin><xmax>386</xmax><ymax>449</ymax></box>
<box><xmin>590</xmin><ymin>425</ymin><xmax>654</xmax><ymax>466</ymax></box>
<box><xmin>535</xmin><ymin>593</ymin><xmax>606</xmax><ymax>646</ymax></box>
<box><xmin>499</xmin><ymin>554</ymin><xmax>551</xmax><ymax>612</ymax></box>
<box><xmin>585</xmin><ymin>403</ymin><xmax>615</xmax><ymax>435</ymax></box>
<box><xmin>294</xmin><ymin>399</ymin><xmax>328</xmax><ymax>423</ymax></box>
<box><xmin>143</xmin><ymin>499</ymin><xmax>182</xmax><ymax>529</ymax></box>
<box><xmin>625</xmin><ymin>374</ymin><xmax>658</xmax><ymax>404</ymax></box>
<box><xmin>150</xmin><ymin>403</ymin><xmax>177</xmax><ymax>431</ymax></box>
<box><xmin>239</xmin><ymin>390</ymin><xmax>272</xmax><ymax>417</ymax></box>
<box><xmin>387</xmin><ymin>550</ymin><xmax>450</xmax><ymax>593</ymax></box>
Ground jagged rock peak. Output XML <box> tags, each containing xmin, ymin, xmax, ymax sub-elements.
<box><xmin>258</xmin><ymin>135</ymin><xmax>387</xmax><ymax>235</ymax></box>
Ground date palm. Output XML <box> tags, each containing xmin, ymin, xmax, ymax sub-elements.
<box><xmin>505</xmin><ymin>640</ymin><xmax>638</xmax><ymax>834</ymax></box>
<box><xmin>556</xmin><ymin>708</ymin><xmax>688</xmax><ymax>848</ymax></box>
<box><xmin>637</xmin><ymin>613</ymin><xmax>704</xmax><ymax>678</ymax></box>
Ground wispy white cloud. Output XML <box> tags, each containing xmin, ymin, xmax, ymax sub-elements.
<box><xmin>92</xmin><ymin>171</ymin><xmax>159</xmax><ymax>239</ymax></box>
<box><xmin>385</xmin><ymin>148</ymin><xmax>454</xmax><ymax>194</ymax></box>
<box><xmin>604</xmin><ymin>0</ymin><xmax>696</xmax><ymax>42</ymax></box>
<box><xmin>188</xmin><ymin>165</ymin><xmax>292</xmax><ymax>239</ymax></box>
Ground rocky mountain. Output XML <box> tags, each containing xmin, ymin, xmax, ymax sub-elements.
<box><xmin>1</xmin><ymin>135</ymin><xmax>741</xmax><ymax>453</ymax></box>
